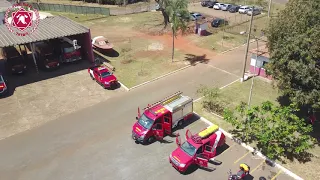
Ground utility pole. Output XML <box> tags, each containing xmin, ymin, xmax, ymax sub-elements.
<box><xmin>268</xmin><ymin>0</ymin><xmax>273</xmax><ymax>17</ymax></box>
<box><xmin>248</xmin><ymin>38</ymin><xmax>259</xmax><ymax>107</ymax></box>
<box><xmin>240</xmin><ymin>6</ymin><xmax>254</xmax><ymax>82</ymax></box>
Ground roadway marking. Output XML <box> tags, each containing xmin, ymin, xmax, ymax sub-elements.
<box><xmin>206</xmin><ymin>64</ymin><xmax>240</xmax><ymax>78</ymax></box>
<box><xmin>193</xmin><ymin>78</ymin><xmax>239</xmax><ymax>102</ymax></box>
<box><xmin>250</xmin><ymin>160</ymin><xmax>265</xmax><ymax>174</ymax></box>
<box><xmin>234</xmin><ymin>151</ymin><xmax>251</xmax><ymax>164</ymax></box>
<box><xmin>271</xmin><ymin>170</ymin><xmax>282</xmax><ymax>180</ymax></box>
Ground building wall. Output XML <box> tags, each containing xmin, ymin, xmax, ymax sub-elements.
<box><xmin>250</xmin><ymin>54</ymin><xmax>272</xmax><ymax>79</ymax></box>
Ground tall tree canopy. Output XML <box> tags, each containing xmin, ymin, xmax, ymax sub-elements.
<box><xmin>266</xmin><ymin>0</ymin><xmax>320</xmax><ymax>109</ymax></box>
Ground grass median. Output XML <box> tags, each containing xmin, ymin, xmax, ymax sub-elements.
<box><xmin>194</xmin><ymin>78</ymin><xmax>319</xmax><ymax>180</ymax></box>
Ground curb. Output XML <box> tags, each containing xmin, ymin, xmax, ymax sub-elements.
<box><xmin>118</xmin><ymin>81</ymin><xmax>130</xmax><ymax>91</ymax></box>
<box><xmin>196</xmin><ymin>112</ymin><xmax>304</xmax><ymax>180</ymax></box>
<box><xmin>219</xmin><ymin>39</ymin><xmax>257</xmax><ymax>54</ymax></box>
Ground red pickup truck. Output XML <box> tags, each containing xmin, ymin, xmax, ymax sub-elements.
<box><xmin>88</xmin><ymin>65</ymin><xmax>118</xmax><ymax>89</ymax></box>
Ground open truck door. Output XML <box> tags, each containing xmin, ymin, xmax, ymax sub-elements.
<box><xmin>185</xmin><ymin>129</ymin><xmax>193</xmax><ymax>140</ymax></box>
<box><xmin>163</xmin><ymin>113</ymin><xmax>172</xmax><ymax>135</ymax></box>
<box><xmin>152</xmin><ymin>123</ymin><xmax>164</xmax><ymax>141</ymax></box>
<box><xmin>195</xmin><ymin>156</ymin><xmax>209</xmax><ymax>168</ymax></box>
<box><xmin>176</xmin><ymin>133</ymin><xmax>181</xmax><ymax>146</ymax></box>
<box><xmin>204</xmin><ymin>145</ymin><xmax>216</xmax><ymax>158</ymax></box>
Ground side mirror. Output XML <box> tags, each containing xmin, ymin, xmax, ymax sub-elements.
<box><xmin>135</xmin><ymin>117</ymin><xmax>138</xmax><ymax>120</ymax></box>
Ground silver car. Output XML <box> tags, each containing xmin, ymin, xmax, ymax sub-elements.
<box><xmin>220</xmin><ymin>4</ymin><xmax>232</xmax><ymax>11</ymax></box>
<box><xmin>247</xmin><ymin>7</ymin><xmax>262</xmax><ymax>16</ymax></box>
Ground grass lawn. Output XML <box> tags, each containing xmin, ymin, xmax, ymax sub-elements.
<box><xmin>48</xmin><ymin>11</ymin><xmax>188</xmax><ymax>88</ymax></box>
<box><xmin>194</xmin><ymin>78</ymin><xmax>279</xmax><ymax>126</ymax></box>
<box><xmin>194</xmin><ymin>78</ymin><xmax>320</xmax><ymax>180</ymax></box>
<box><xmin>225</xmin><ymin>15</ymin><xmax>270</xmax><ymax>37</ymax></box>
<box><xmin>187</xmin><ymin>31</ymin><xmax>247</xmax><ymax>52</ymax></box>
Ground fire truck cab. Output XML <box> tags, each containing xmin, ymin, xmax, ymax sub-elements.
<box><xmin>169</xmin><ymin>124</ymin><xmax>226</xmax><ymax>173</ymax></box>
<box><xmin>132</xmin><ymin>91</ymin><xmax>193</xmax><ymax>144</ymax></box>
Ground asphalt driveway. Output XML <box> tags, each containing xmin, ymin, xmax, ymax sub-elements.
<box><xmin>0</xmin><ymin>59</ymin><xmax>294</xmax><ymax>180</ymax></box>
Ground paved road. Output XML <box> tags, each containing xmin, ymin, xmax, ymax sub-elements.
<box><xmin>0</xmin><ymin>50</ymin><xmax>293</xmax><ymax>179</ymax></box>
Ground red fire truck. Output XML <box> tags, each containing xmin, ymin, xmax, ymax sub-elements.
<box><xmin>132</xmin><ymin>91</ymin><xmax>193</xmax><ymax>144</ymax></box>
<box><xmin>169</xmin><ymin>124</ymin><xmax>226</xmax><ymax>173</ymax></box>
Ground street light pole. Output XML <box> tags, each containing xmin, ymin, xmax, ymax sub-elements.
<box><xmin>268</xmin><ymin>0</ymin><xmax>273</xmax><ymax>18</ymax></box>
<box><xmin>240</xmin><ymin>6</ymin><xmax>254</xmax><ymax>82</ymax></box>
<box><xmin>248</xmin><ymin>38</ymin><xmax>259</xmax><ymax>107</ymax></box>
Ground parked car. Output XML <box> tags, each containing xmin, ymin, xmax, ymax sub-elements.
<box><xmin>207</xmin><ymin>1</ymin><xmax>217</xmax><ymax>8</ymax></box>
<box><xmin>221</xmin><ymin>4</ymin><xmax>232</xmax><ymax>11</ymax></box>
<box><xmin>0</xmin><ymin>74</ymin><xmax>8</xmax><ymax>96</ymax></box>
<box><xmin>247</xmin><ymin>7</ymin><xmax>262</xmax><ymax>16</ymax></box>
<box><xmin>34</xmin><ymin>42</ymin><xmax>60</xmax><ymax>71</ymax></box>
<box><xmin>228</xmin><ymin>5</ymin><xmax>240</xmax><ymax>13</ymax></box>
<box><xmin>211</xmin><ymin>18</ymin><xmax>228</xmax><ymax>27</ymax></box>
<box><xmin>201</xmin><ymin>0</ymin><xmax>211</xmax><ymax>7</ymax></box>
<box><xmin>190</xmin><ymin>12</ymin><xmax>203</xmax><ymax>21</ymax></box>
<box><xmin>3</xmin><ymin>46</ymin><xmax>27</xmax><ymax>74</ymax></box>
<box><xmin>88</xmin><ymin>65</ymin><xmax>118</xmax><ymax>89</ymax></box>
<box><xmin>213</xmin><ymin>3</ymin><xmax>224</xmax><ymax>10</ymax></box>
<box><xmin>238</xmin><ymin>5</ymin><xmax>250</xmax><ymax>14</ymax></box>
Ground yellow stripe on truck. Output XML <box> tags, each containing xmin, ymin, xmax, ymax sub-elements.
<box><xmin>173</xmin><ymin>156</ymin><xmax>180</xmax><ymax>162</ymax></box>
<box><xmin>136</xmin><ymin>127</ymin><xmax>141</xmax><ymax>132</ymax></box>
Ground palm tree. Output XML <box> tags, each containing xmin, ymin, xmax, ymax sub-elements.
<box><xmin>165</xmin><ymin>0</ymin><xmax>189</xmax><ymax>62</ymax></box>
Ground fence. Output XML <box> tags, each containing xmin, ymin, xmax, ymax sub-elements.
<box><xmin>223</xmin><ymin>15</ymin><xmax>268</xmax><ymax>37</ymax></box>
<box><xmin>29</xmin><ymin>3</ymin><xmax>111</xmax><ymax>16</ymax></box>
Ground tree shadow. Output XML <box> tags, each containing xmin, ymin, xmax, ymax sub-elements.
<box><xmin>216</xmin><ymin>143</ymin><xmax>230</xmax><ymax>157</ymax></box>
<box><xmin>184</xmin><ymin>54</ymin><xmax>210</xmax><ymax>66</ymax></box>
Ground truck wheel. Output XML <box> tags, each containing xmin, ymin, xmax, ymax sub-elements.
<box><xmin>147</xmin><ymin>136</ymin><xmax>155</xmax><ymax>144</ymax></box>
<box><xmin>178</xmin><ymin>120</ymin><xmax>184</xmax><ymax>127</ymax></box>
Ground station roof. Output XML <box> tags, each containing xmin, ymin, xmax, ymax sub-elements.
<box><xmin>0</xmin><ymin>0</ymin><xmax>12</xmax><ymax>12</ymax></box>
<box><xmin>0</xmin><ymin>15</ymin><xmax>89</xmax><ymax>48</ymax></box>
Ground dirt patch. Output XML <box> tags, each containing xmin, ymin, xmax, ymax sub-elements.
<box><xmin>117</xmin><ymin>17</ymin><xmax>133</xmax><ymax>23</ymax></box>
<box><xmin>147</xmin><ymin>42</ymin><xmax>164</xmax><ymax>51</ymax></box>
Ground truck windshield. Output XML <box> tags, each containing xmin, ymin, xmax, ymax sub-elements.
<box><xmin>180</xmin><ymin>141</ymin><xmax>197</xmax><ymax>156</ymax></box>
<box><xmin>101</xmin><ymin>71</ymin><xmax>111</xmax><ymax>78</ymax></box>
<box><xmin>138</xmin><ymin>113</ymin><xmax>154</xmax><ymax>129</ymax></box>
<box><xmin>64</xmin><ymin>47</ymin><xmax>75</xmax><ymax>53</ymax></box>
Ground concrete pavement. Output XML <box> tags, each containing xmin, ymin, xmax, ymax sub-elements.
<box><xmin>0</xmin><ymin>63</ymin><xmax>238</xmax><ymax>180</ymax></box>
<box><xmin>0</xmin><ymin>52</ymin><xmax>293</xmax><ymax>180</ymax></box>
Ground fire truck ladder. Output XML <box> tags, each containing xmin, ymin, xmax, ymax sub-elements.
<box><xmin>143</xmin><ymin>91</ymin><xmax>183</xmax><ymax>111</ymax></box>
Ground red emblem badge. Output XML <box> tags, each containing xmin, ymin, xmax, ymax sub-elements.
<box><xmin>5</xmin><ymin>3</ymin><xmax>40</xmax><ymax>36</ymax></box>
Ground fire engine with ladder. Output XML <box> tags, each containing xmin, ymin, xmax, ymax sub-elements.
<box><xmin>132</xmin><ymin>91</ymin><xmax>193</xmax><ymax>144</ymax></box>
<box><xmin>169</xmin><ymin>124</ymin><xmax>226</xmax><ymax>173</ymax></box>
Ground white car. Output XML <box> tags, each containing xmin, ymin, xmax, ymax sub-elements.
<box><xmin>213</xmin><ymin>3</ymin><xmax>224</xmax><ymax>10</ymax></box>
<box><xmin>190</xmin><ymin>12</ymin><xmax>203</xmax><ymax>21</ymax></box>
<box><xmin>238</xmin><ymin>5</ymin><xmax>250</xmax><ymax>14</ymax></box>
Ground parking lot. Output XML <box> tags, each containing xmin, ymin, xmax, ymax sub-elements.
<box><xmin>0</xmin><ymin>59</ymin><xmax>125</xmax><ymax>140</ymax></box>
<box><xmin>188</xmin><ymin>3</ymin><xmax>264</xmax><ymax>25</ymax></box>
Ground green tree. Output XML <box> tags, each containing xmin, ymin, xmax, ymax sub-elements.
<box><xmin>155</xmin><ymin>0</ymin><xmax>170</xmax><ymax>27</ymax></box>
<box><xmin>266</xmin><ymin>0</ymin><xmax>320</xmax><ymax>110</ymax></box>
<box><xmin>223</xmin><ymin>101</ymin><xmax>315</xmax><ymax>160</ymax></box>
<box><xmin>196</xmin><ymin>85</ymin><xmax>226</xmax><ymax>115</ymax></box>
<box><xmin>164</xmin><ymin>0</ymin><xmax>189</xmax><ymax>62</ymax></box>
